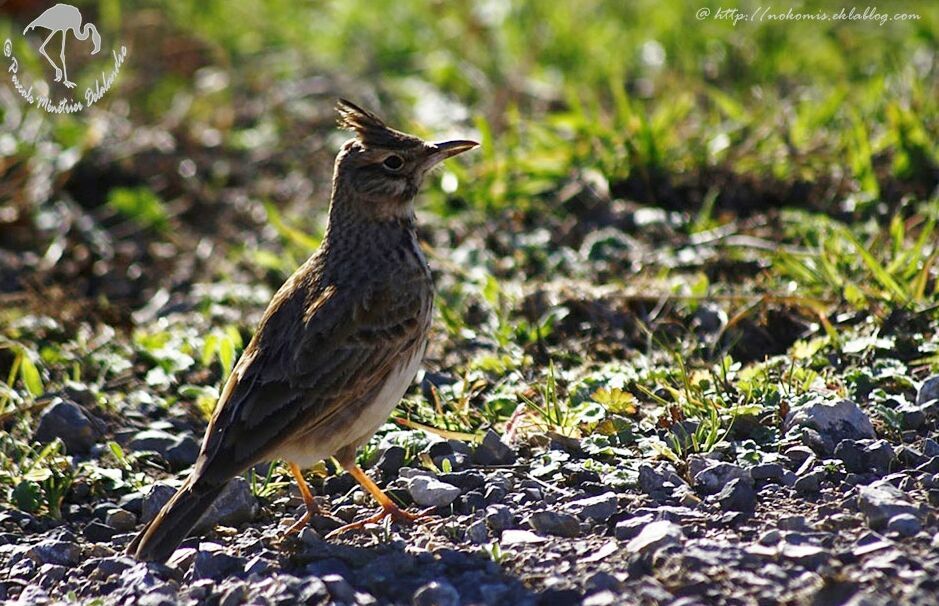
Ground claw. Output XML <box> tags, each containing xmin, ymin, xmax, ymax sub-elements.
<box><xmin>325</xmin><ymin>504</ymin><xmax>436</xmax><ymax>540</ymax></box>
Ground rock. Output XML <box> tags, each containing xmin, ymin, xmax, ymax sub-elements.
<box><xmin>466</xmin><ymin>519</ymin><xmax>489</xmax><ymax>544</ymax></box>
<box><xmin>34</xmin><ymin>399</ymin><xmax>103</xmax><ymax>454</ymax></box>
<box><xmin>439</xmin><ymin>470</ymin><xmax>486</xmax><ymax>493</ymax></box>
<box><xmin>83</xmin><ymin>521</ymin><xmax>117</xmax><ymax>543</ymax></box>
<box><xmin>758</xmin><ymin>529</ymin><xmax>781</xmax><ymax>545</ymax></box>
<box><xmin>786</xmin><ymin>398</ymin><xmax>875</xmax><ymax>454</ymax></box>
<box><xmin>192</xmin><ymin>543</ymin><xmax>244</xmax><ymax>581</ymax></box>
<box><xmin>715</xmin><ymin>478</ymin><xmax>756</xmax><ymax>512</ymax></box>
<box><xmin>375</xmin><ymin>445</ymin><xmax>406</xmax><ymax>477</ymax></box>
<box><xmin>26</xmin><ymin>540</ymin><xmax>81</xmax><ymax>567</ymax></box>
<box><xmin>750</xmin><ymin>463</ymin><xmax>784</xmax><ymax>482</ymax></box>
<box><xmin>530</xmin><ymin>511</ymin><xmax>580</xmax><ymax>537</ymax></box>
<box><xmin>693</xmin><ymin>462</ymin><xmax>751</xmax><ymax>495</ymax></box>
<box><xmin>485</xmin><ymin>505</ymin><xmax>514</xmax><ymax>531</ymax></box>
<box><xmin>626</xmin><ymin>520</ymin><xmax>683</xmax><ymax>556</ymax></box>
<box><xmin>127</xmin><ymin>429</ymin><xmax>177</xmax><ymax>454</ymax></box>
<box><xmin>835</xmin><ymin>440</ymin><xmax>867</xmax><ymax>473</ymax></box>
<box><xmin>322</xmin><ymin>573</ymin><xmax>357</xmax><ymax>603</ymax></box>
<box><xmin>128</xmin><ymin>430</ymin><xmax>199</xmax><ymax>471</ymax></box>
<box><xmin>244</xmin><ymin>555</ymin><xmax>274</xmax><ymax>577</ymax></box>
<box><xmin>783</xmin><ymin>446</ymin><xmax>816</xmax><ymax>469</ymax></box>
<box><xmin>794</xmin><ymin>470</ymin><xmax>824</xmax><ymax>494</ymax></box>
<box><xmin>614</xmin><ymin>514</ymin><xmax>655</xmax><ymax>541</ymax></box>
<box><xmin>164</xmin><ymin>435</ymin><xmax>200</xmax><ymax>470</ymax></box>
<box><xmin>569</xmin><ymin>492</ymin><xmax>618</xmax><ymax>521</ymax></box>
<box><xmin>780</xmin><ymin>544</ymin><xmax>831</xmax><ymax>568</ymax></box>
<box><xmin>886</xmin><ymin>513</ymin><xmax>921</xmax><ymax>537</ymax></box>
<box><xmin>413</xmin><ymin>580</ymin><xmax>460</xmax><ymax>606</ymax></box>
<box><xmin>858</xmin><ymin>480</ymin><xmax>920</xmax><ymax>529</ymax></box>
<box><xmin>917</xmin><ymin>375</ymin><xmax>939</xmax><ymax>405</ymax></box>
<box><xmin>106</xmin><ymin>508</ymin><xmax>138</xmax><ymax>532</ymax></box>
<box><xmin>864</xmin><ymin>440</ymin><xmax>895</xmax><ymax>474</ymax></box>
<box><xmin>408</xmin><ymin>475</ymin><xmax>461</xmax><ymax>507</ymax></box>
<box><xmin>472</xmin><ymin>430</ymin><xmax>516</xmax><ymax>466</ymax></box>
<box><xmin>638</xmin><ymin>463</ymin><xmax>682</xmax><ymax>500</ymax></box>
<box><xmin>140</xmin><ymin>483</ymin><xmax>177</xmax><ymax>524</ymax></box>
<box><xmin>195</xmin><ymin>477</ymin><xmax>258</xmax><ymax>530</ymax></box>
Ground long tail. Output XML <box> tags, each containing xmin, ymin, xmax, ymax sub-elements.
<box><xmin>126</xmin><ymin>478</ymin><xmax>224</xmax><ymax>563</ymax></box>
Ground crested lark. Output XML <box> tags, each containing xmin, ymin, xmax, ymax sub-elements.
<box><xmin>128</xmin><ymin>99</ymin><xmax>477</xmax><ymax>562</ymax></box>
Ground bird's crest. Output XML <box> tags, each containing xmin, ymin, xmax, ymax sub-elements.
<box><xmin>336</xmin><ymin>99</ymin><xmax>422</xmax><ymax>150</ymax></box>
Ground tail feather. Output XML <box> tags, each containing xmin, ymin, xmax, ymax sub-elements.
<box><xmin>126</xmin><ymin>480</ymin><xmax>224</xmax><ymax>563</ymax></box>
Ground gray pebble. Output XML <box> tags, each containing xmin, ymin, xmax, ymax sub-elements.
<box><xmin>529</xmin><ymin>511</ymin><xmax>580</xmax><ymax>537</ymax></box>
<box><xmin>34</xmin><ymin>399</ymin><xmax>103</xmax><ymax>454</ymax></box>
<box><xmin>408</xmin><ymin>475</ymin><xmax>461</xmax><ymax>507</ymax></box>
<box><xmin>886</xmin><ymin>513</ymin><xmax>921</xmax><ymax>537</ymax></box>
<box><xmin>413</xmin><ymin>580</ymin><xmax>460</xmax><ymax>606</ymax></box>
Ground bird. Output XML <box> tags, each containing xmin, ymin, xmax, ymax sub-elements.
<box><xmin>23</xmin><ymin>3</ymin><xmax>101</xmax><ymax>89</ymax></box>
<box><xmin>127</xmin><ymin>99</ymin><xmax>478</xmax><ymax>563</ymax></box>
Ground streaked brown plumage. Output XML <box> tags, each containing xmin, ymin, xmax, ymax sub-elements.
<box><xmin>128</xmin><ymin>100</ymin><xmax>478</xmax><ymax>563</ymax></box>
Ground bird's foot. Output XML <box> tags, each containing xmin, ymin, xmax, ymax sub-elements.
<box><xmin>53</xmin><ymin>70</ymin><xmax>62</xmax><ymax>82</ymax></box>
<box><xmin>325</xmin><ymin>503</ymin><xmax>436</xmax><ymax>540</ymax></box>
<box><xmin>63</xmin><ymin>79</ymin><xmax>76</xmax><ymax>89</ymax></box>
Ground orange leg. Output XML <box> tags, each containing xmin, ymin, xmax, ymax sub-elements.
<box><xmin>324</xmin><ymin>464</ymin><xmax>434</xmax><ymax>539</ymax></box>
<box><xmin>283</xmin><ymin>462</ymin><xmax>320</xmax><ymax>536</ymax></box>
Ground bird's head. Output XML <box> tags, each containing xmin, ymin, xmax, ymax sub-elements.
<box><xmin>331</xmin><ymin>99</ymin><xmax>477</xmax><ymax>221</ymax></box>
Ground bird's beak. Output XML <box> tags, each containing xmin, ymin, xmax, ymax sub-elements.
<box><xmin>423</xmin><ymin>140</ymin><xmax>479</xmax><ymax>169</ymax></box>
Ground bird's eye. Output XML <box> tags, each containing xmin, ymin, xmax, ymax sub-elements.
<box><xmin>382</xmin><ymin>154</ymin><xmax>404</xmax><ymax>171</ymax></box>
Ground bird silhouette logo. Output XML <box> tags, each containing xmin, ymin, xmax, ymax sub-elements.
<box><xmin>23</xmin><ymin>3</ymin><xmax>101</xmax><ymax>89</ymax></box>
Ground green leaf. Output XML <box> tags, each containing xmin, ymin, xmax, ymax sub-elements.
<box><xmin>18</xmin><ymin>351</ymin><xmax>43</xmax><ymax>397</ymax></box>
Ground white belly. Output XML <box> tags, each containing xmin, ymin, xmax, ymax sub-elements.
<box><xmin>275</xmin><ymin>342</ymin><xmax>426</xmax><ymax>467</ymax></box>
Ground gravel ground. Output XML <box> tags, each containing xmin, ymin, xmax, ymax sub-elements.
<box><xmin>2</xmin><ymin>377</ymin><xmax>939</xmax><ymax>605</ymax></box>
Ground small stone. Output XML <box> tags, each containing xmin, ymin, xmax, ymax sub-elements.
<box><xmin>917</xmin><ymin>375</ymin><xmax>939</xmax><ymax>405</ymax></box>
<box><xmin>794</xmin><ymin>470</ymin><xmax>824</xmax><ymax>494</ymax></box>
<box><xmin>408</xmin><ymin>475</ymin><xmax>461</xmax><ymax>507</ymax></box>
<box><xmin>584</xmin><ymin>590</ymin><xmax>618</xmax><ymax>606</ymax></box>
<box><xmin>219</xmin><ymin>583</ymin><xmax>247</xmax><ymax>606</ymax></box>
<box><xmin>529</xmin><ymin>511</ymin><xmax>580</xmax><ymax>537</ymax></box>
<box><xmin>374</xmin><ymin>445</ymin><xmax>406</xmax><ymax>478</ymax></box>
<box><xmin>758</xmin><ymin>529</ymin><xmax>781</xmax><ymax>545</ymax></box>
<box><xmin>858</xmin><ymin>480</ymin><xmax>920</xmax><ymax>529</ymax></box>
<box><xmin>243</xmin><ymin>554</ymin><xmax>274</xmax><ymax>577</ymax></box>
<box><xmin>780</xmin><ymin>544</ymin><xmax>830</xmax><ymax>568</ymax></box>
<box><xmin>638</xmin><ymin>463</ymin><xmax>682</xmax><ymax>500</ymax></box>
<box><xmin>34</xmin><ymin>399</ymin><xmax>103</xmax><ymax>454</ymax></box>
<box><xmin>465</xmin><ymin>520</ymin><xmax>489</xmax><ymax>544</ymax></box>
<box><xmin>140</xmin><ymin>483</ymin><xmax>177</xmax><ymax>524</ymax></box>
<box><xmin>585</xmin><ymin>571</ymin><xmax>622</xmax><ymax>594</ymax></box>
<box><xmin>835</xmin><ymin>440</ymin><xmax>868</xmax><ymax>473</ymax></box>
<box><xmin>693</xmin><ymin>463</ymin><xmax>751</xmax><ymax>495</ymax></box>
<box><xmin>864</xmin><ymin>440</ymin><xmax>895</xmax><ymax>474</ymax></box>
<box><xmin>413</xmin><ymin>580</ymin><xmax>460</xmax><ymax>606</ymax></box>
<box><xmin>569</xmin><ymin>492</ymin><xmax>618</xmax><ymax>521</ymax></box>
<box><xmin>164</xmin><ymin>435</ymin><xmax>200</xmax><ymax>470</ymax></box>
<box><xmin>614</xmin><ymin>514</ymin><xmax>655</xmax><ymax>541</ymax></box>
<box><xmin>715</xmin><ymin>478</ymin><xmax>756</xmax><ymax>512</ymax></box>
<box><xmin>485</xmin><ymin>505</ymin><xmax>514</xmax><ymax>531</ymax></box>
<box><xmin>191</xmin><ymin>544</ymin><xmax>244</xmax><ymax>581</ymax></box>
<box><xmin>626</xmin><ymin>520</ymin><xmax>683</xmax><ymax>557</ymax></box>
<box><xmin>750</xmin><ymin>463</ymin><xmax>784</xmax><ymax>482</ymax></box>
<box><xmin>195</xmin><ymin>476</ymin><xmax>258</xmax><ymax>530</ymax></box>
<box><xmin>322</xmin><ymin>573</ymin><xmax>356</xmax><ymax>603</ymax></box>
<box><xmin>128</xmin><ymin>429</ymin><xmax>178</xmax><ymax>455</ymax></box>
<box><xmin>783</xmin><ymin>446</ymin><xmax>816</xmax><ymax>469</ymax></box>
<box><xmin>83</xmin><ymin>521</ymin><xmax>117</xmax><ymax>543</ymax></box>
<box><xmin>886</xmin><ymin>513</ymin><xmax>921</xmax><ymax>537</ymax></box>
<box><xmin>472</xmin><ymin>430</ymin><xmax>517</xmax><ymax>465</ymax></box>
<box><xmin>106</xmin><ymin>508</ymin><xmax>137</xmax><ymax>532</ymax></box>
<box><xmin>786</xmin><ymin>398</ymin><xmax>875</xmax><ymax>454</ymax></box>
<box><xmin>27</xmin><ymin>540</ymin><xmax>81</xmax><ymax>567</ymax></box>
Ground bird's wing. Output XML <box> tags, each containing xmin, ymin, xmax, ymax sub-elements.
<box><xmin>192</xmin><ymin>268</ymin><xmax>428</xmax><ymax>485</ymax></box>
